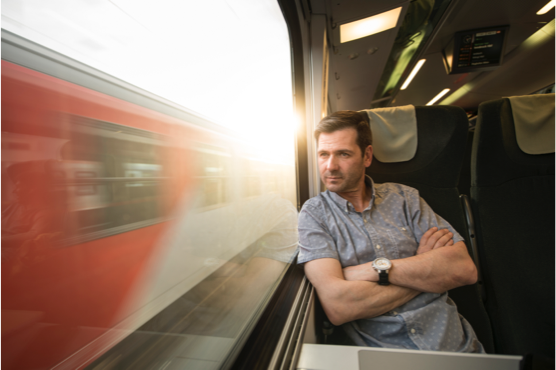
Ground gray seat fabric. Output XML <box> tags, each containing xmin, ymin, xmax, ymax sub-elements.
<box><xmin>367</xmin><ymin>105</ymin><xmax>495</xmax><ymax>353</ymax></box>
<box><xmin>471</xmin><ymin>97</ymin><xmax>555</xmax><ymax>357</ymax></box>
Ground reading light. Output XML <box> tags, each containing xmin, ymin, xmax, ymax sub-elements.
<box><xmin>400</xmin><ymin>59</ymin><xmax>426</xmax><ymax>90</ymax></box>
<box><xmin>426</xmin><ymin>88</ymin><xmax>450</xmax><ymax>105</ymax></box>
<box><xmin>537</xmin><ymin>0</ymin><xmax>555</xmax><ymax>14</ymax></box>
<box><xmin>340</xmin><ymin>7</ymin><xmax>402</xmax><ymax>43</ymax></box>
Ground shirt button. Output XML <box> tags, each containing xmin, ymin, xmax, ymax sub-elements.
<box><xmin>392</xmin><ymin>311</ymin><xmax>398</xmax><ymax>315</ymax></box>
<box><xmin>364</xmin><ymin>219</ymin><xmax>367</xmax><ymax>223</ymax></box>
<box><xmin>411</xmin><ymin>329</ymin><xmax>416</xmax><ymax>334</ymax></box>
<box><xmin>401</xmin><ymin>227</ymin><xmax>406</xmax><ymax>231</ymax></box>
<box><xmin>376</xmin><ymin>245</ymin><xmax>381</xmax><ymax>249</ymax></box>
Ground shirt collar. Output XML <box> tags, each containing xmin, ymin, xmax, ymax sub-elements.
<box><xmin>326</xmin><ymin>175</ymin><xmax>377</xmax><ymax>213</ymax></box>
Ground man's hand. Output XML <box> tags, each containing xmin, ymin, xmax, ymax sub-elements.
<box><xmin>416</xmin><ymin>227</ymin><xmax>454</xmax><ymax>255</ymax></box>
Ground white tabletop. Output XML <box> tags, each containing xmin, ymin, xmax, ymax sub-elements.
<box><xmin>297</xmin><ymin>344</ymin><xmax>522</xmax><ymax>370</ymax></box>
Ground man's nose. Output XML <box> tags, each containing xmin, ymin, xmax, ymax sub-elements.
<box><xmin>326</xmin><ymin>155</ymin><xmax>339</xmax><ymax>171</ymax></box>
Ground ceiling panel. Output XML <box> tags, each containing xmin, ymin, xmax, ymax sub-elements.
<box><xmin>329</xmin><ymin>28</ymin><xmax>400</xmax><ymax>110</ymax></box>
<box><xmin>320</xmin><ymin>0</ymin><xmax>555</xmax><ymax>112</ymax></box>
<box><xmin>324</xmin><ymin>0</ymin><xmax>409</xmax><ymax>111</ymax></box>
<box><xmin>324</xmin><ymin>0</ymin><xmax>407</xmax><ymax>25</ymax></box>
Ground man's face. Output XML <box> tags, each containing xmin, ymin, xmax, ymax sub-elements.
<box><xmin>317</xmin><ymin>128</ymin><xmax>372</xmax><ymax>193</ymax></box>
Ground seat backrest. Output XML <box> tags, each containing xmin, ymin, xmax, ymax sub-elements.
<box><xmin>471</xmin><ymin>95</ymin><xmax>555</xmax><ymax>357</ymax></box>
<box><xmin>365</xmin><ymin>105</ymin><xmax>495</xmax><ymax>353</ymax></box>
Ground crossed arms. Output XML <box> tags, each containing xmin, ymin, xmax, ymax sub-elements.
<box><xmin>303</xmin><ymin>228</ymin><xmax>477</xmax><ymax>326</ymax></box>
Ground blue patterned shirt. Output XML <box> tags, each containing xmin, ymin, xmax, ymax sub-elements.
<box><xmin>298</xmin><ymin>176</ymin><xmax>484</xmax><ymax>353</ymax></box>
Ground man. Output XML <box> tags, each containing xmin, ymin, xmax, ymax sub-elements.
<box><xmin>298</xmin><ymin>111</ymin><xmax>484</xmax><ymax>352</ymax></box>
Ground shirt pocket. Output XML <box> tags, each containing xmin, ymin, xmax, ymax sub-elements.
<box><xmin>386</xmin><ymin>227</ymin><xmax>418</xmax><ymax>259</ymax></box>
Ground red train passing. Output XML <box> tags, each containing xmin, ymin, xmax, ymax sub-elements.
<box><xmin>2</xmin><ymin>59</ymin><xmax>298</xmax><ymax>369</ymax></box>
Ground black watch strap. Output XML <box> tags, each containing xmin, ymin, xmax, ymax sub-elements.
<box><xmin>378</xmin><ymin>270</ymin><xmax>390</xmax><ymax>286</ymax></box>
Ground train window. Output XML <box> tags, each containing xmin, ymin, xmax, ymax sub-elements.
<box><xmin>2</xmin><ymin>1</ymin><xmax>298</xmax><ymax>369</ymax></box>
<box><xmin>194</xmin><ymin>145</ymin><xmax>231</xmax><ymax>210</ymax></box>
<box><xmin>59</xmin><ymin>115</ymin><xmax>168</xmax><ymax>243</ymax></box>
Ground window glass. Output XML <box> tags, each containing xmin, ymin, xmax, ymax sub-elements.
<box><xmin>1</xmin><ymin>1</ymin><xmax>298</xmax><ymax>369</ymax></box>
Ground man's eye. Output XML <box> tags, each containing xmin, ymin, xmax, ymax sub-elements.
<box><xmin>341</xmin><ymin>153</ymin><xmax>349</xmax><ymax>157</ymax></box>
<box><xmin>319</xmin><ymin>153</ymin><xmax>328</xmax><ymax>158</ymax></box>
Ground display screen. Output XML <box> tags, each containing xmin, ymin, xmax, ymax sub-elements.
<box><xmin>443</xmin><ymin>26</ymin><xmax>509</xmax><ymax>74</ymax></box>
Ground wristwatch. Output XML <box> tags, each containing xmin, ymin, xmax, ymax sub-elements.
<box><xmin>372</xmin><ymin>257</ymin><xmax>392</xmax><ymax>286</ymax></box>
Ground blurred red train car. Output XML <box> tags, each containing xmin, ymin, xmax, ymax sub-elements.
<box><xmin>2</xmin><ymin>60</ymin><xmax>297</xmax><ymax>369</ymax></box>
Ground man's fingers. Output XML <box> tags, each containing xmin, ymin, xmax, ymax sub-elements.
<box><xmin>425</xmin><ymin>228</ymin><xmax>449</xmax><ymax>247</ymax></box>
<box><xmin>433</xmin><ymin>231</ymin><xmax>454</xmax><ymax>249</ymax></box>
<box><xmin>418</xmin><ymin>227</ymin><xmax>457</xmax><ymax>254</ymax></box>
<box><xmin>419</xmin><ymin>227</ymin><xmax>438</xmax><ymax>246</ymax></box>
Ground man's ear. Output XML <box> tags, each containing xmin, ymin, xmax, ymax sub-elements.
<box><xmin>364</xmin><ymin>145</ymin><xmax>373</xmax><ymax>167</ymax></box>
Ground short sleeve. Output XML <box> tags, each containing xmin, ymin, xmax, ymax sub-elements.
<box><xmin>404</xmin><ymin>188</ymin><xmax>464</xmax><ymax>245</ymax></box>
<box><xmin>297</xmin><ymin>204</ymin><xmax>339</xmax><ymax>264</ymax></box>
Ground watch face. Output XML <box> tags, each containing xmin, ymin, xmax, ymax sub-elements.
<box><xmin>373</xmin><ymin>257</ymin><xmax>392</xmax><ymax>270</ymax></box>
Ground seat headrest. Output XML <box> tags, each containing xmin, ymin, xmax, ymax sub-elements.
<box><xmin>359</xmin><ymin>105</ymin><xmax>417</xmax><ymax>163</ymax></box>
<box><xmin>366</xmin><ymin>105</ymin><xmax>468</xmax><ymax>188</ymax></box>
<box><xmin>508</xmin><ymin>94</ymin><xmax>555</xmax><ymax>155</ymax></box>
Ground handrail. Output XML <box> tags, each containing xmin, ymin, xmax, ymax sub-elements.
<box><xmin>460</xmin><ymin>194</ymin><xmax>486</xmax><ymax>302</ymax></box>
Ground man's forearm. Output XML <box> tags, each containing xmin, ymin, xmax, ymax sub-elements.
<box><xmin>305</xmin><ymin>258</ymin><xmax>420</xmax><ymax>326</ymax></box>
<box><xmin>315</xmin><ymin>279</ymin><xmax>420</xmax><ymax>325</ymax></box>
<box><xmin>343</xmin><ymin>241</ymin><xmax>477</xmax><ymax>293</ymax></box>
<box><xmin>392</xmin><ymin>242</ymin><xmax>477</xmax><ymax>292</ymax></box>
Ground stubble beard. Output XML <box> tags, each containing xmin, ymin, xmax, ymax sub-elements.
<box><xmin>323</xmin><ymin>166</ymin><xmax>365</xmax><ymax>193</ymax></box>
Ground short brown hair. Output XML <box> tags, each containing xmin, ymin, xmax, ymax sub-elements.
<box><xmin>315</xmin><ymin>111</ymin><xmax>372</xmax><ymax>156</ymax></box>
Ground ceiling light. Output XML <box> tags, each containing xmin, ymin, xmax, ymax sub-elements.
<box><xmin>537</xmin><ymin>0</ymin><xmax>555</xmax><ymax>14</ymax></box>
<box><xmin>340</xmin><ymin>7</ymin><xmax>402</xmax><ymax>43</ymax></box>
<box><xmin>426</xmin><ymin>88</ymin><xmax>450</xmax><ymax>105</ymax></box>
<box><xmin>400</xmin><ymin>59</ymin><xmax>426</xmax><ymax>90</ymax></box>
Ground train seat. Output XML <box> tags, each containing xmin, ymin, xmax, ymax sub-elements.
<box><xmin>361</xmin><ymin>104</ymin><xmax>495</xmax><ymax>353</ymax></box>
<box><xmin>470</xmin><ymin>95</ymin><xmax>555</xmax><ymax>358</ymax></box>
